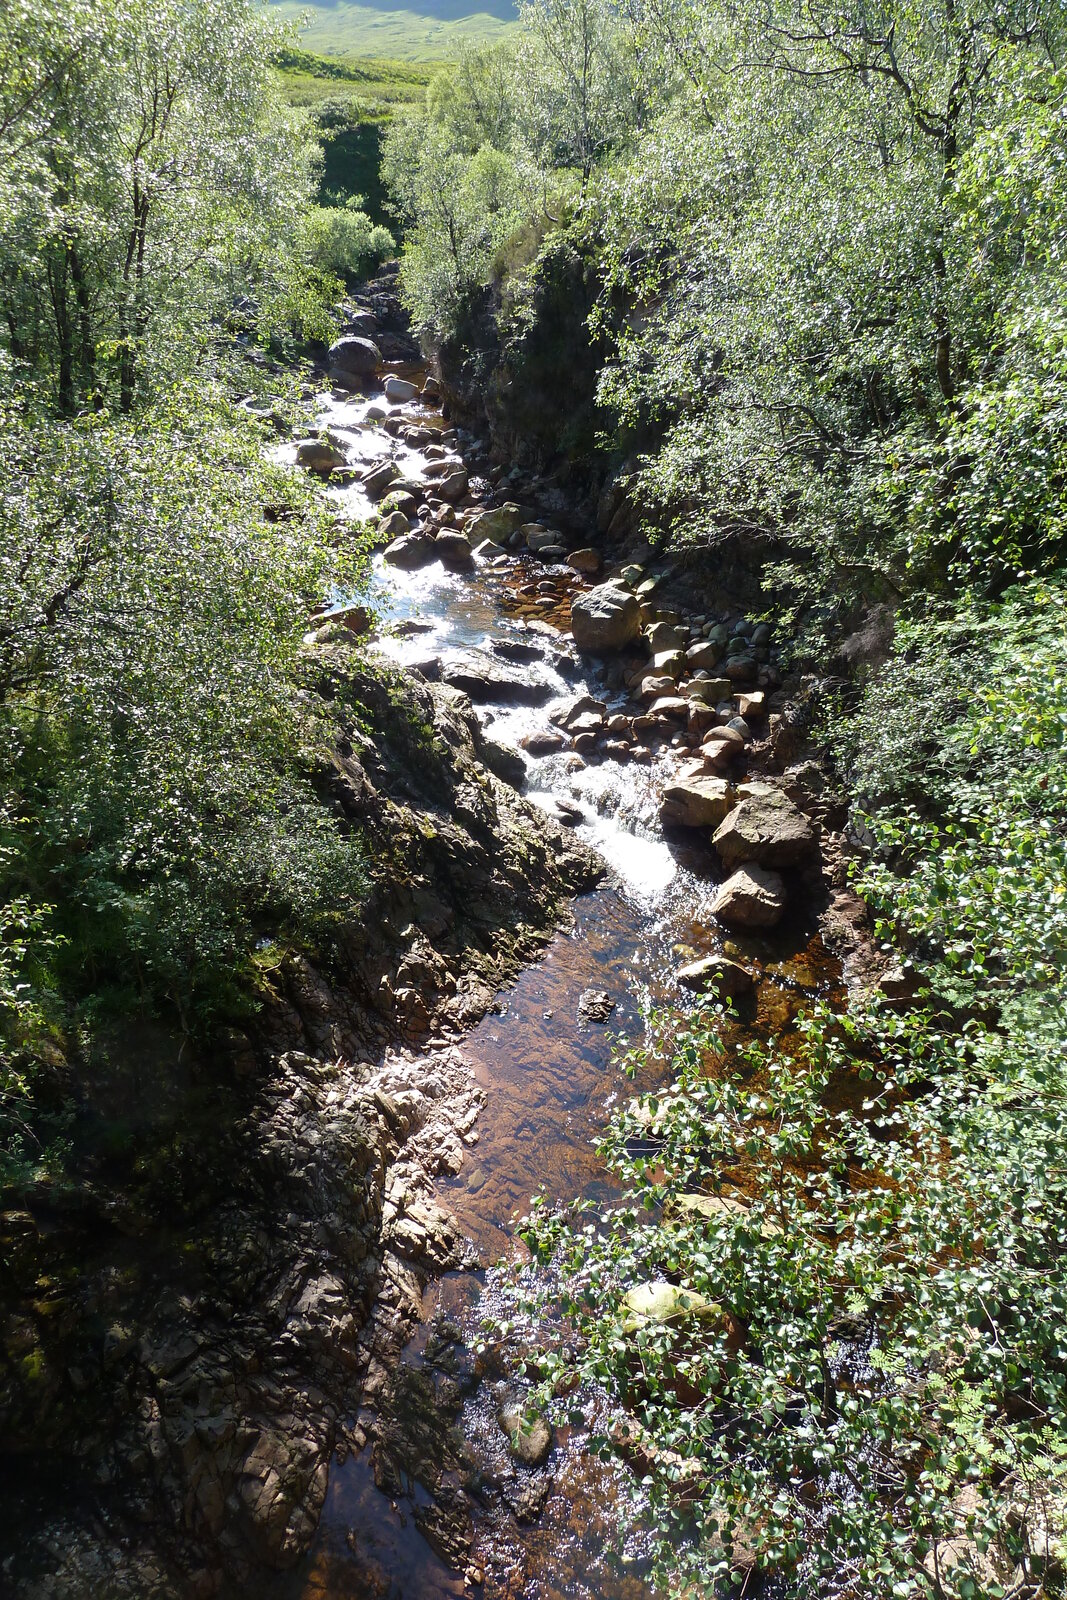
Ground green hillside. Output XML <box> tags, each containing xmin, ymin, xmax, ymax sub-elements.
<box><xmin>269</xmin><ymin>1</ymin><xmax>517</xmax><ymax>60</ymax></box>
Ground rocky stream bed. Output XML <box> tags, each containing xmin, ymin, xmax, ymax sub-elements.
<box><xmin>0</xmin><ymin>274</ymin><xmax>879</xmax><ymax>1600</ymax></box>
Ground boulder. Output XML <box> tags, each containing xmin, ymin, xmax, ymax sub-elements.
<box><xmin>378</xmin><ymin>509</ymin><xmax>413</xmax><ymax>542</ymax></box>
<box><xmin>646</xmin><ymin>621</ymin><xmax>687</xmax><ymax>653</ymax></box>
<box><xmin>294</xmin><ymin>439</ymin><xmax>344</xmax><ymax>475</ymax></box>
<box><xmin>620</xmin><ymin>1279</ymin><xmax>722</xmax><ymax>1335</ymax></box>
<box><xmin>521</xmin><ymin>728</ymin><xmax>566</xmax><ymax>755</ymax></box>
<box><xmin>567</xmin><ymin>547</ymin><xmax>602</xmax><ymax>575</ymax></box>
<box><xmin>660</xmin><ymin>776</ymin><xmax>735</xmax><ymax>829</ymax></box>
<box><xmin>722</xmin><ymin>655</ymin><xmax>757</xmax><ymax>683</ymax></box>
<box><xmin>683</xmin><ymin>677</ymin><xmax>732</xmax><ymax>704</ymax></box>
<box><xmin>327</xmin><ymin>335</ymin><xmax>381</xmax><ymax>384</ymax></box>
<box><xmin>467</xmin><ymin>503</ymin><xmax>523</xmax><ymax>543</ymax></box>
<box><xmin>651</xmin><ymin>648</ymin><xmax>685</xmax><ymax>677</ymax></box>
<box><xmin>711</xmin><ymin>864</ymin><xmax>787</xmax><ymax>929</ymax></box>
<box><xmin>421</xmin><ymin>375</ymin><xmax>441</xmax><ymax>399</ymax></box>
<box><xmin>498</xmin><ymin>1404</ymin><xmax>553</xmax><ymax>1469</ymax></box>
<box><xmin>675</xmin><ymin>955</ymin><xmax>754</xmax><ymax>998</ymax></box>
<box><xmin>712</xmin><ymin>789</ymin><xmax>816</xmax><ymax>869</ymax></box>
<box><xmin>737</xmin><ymin>690</ymin><xmax>766</xmax><ymax>718</ymax></box>
<box><xmin>686</xmin><ymin>639</ymin><xmax>722</xmax><ymax>670</ymax></box>
<box><xmin>380</xmin><ymin>489</ymin><xmax>418</xmax><ymax>519</ymax></box>
<box><xmin>434</xmin><ymin>531</ymin><xmax>473</xmax><ymax>566</ymax></box>
<box><xmin>383</xmin><ymin>375</ymin><xmax>418</xmax><ymax>403</ymax></box>
<box><xmin>437</xmin><ymin>469</ymin><xmax>469</xmax><ymax>503</ymax></box>
<box><xmin>554</xmin><ymin>695</ymin><xmax>607</xmax><ymax>731</ymax></box>
<box><xmin>362</xmin><ymin>461</ymin><xmax>399</xmax><ymax>497</ymax></box>
<box><xmin>570</xmin><ymin>581</ymin><xmax>642</xmax><ymax>654</ymax></box>
<box><xmin>523</xmin><ymin>524</ymin><xmax>559</xmax><ymax>551</ymax></box>
<box><xmin>648</xmin><ymin>695</ymin><xmax>689</xmax><ymax>720</ymax></box>
<box><xmin>639</xmin><ymin>674</ymin><xmax>677</xmax><ymax>702</ymax></box>
<box><xmin>383</xmin><ymin>532</ymin><xmax>435</xmax><ymax>570</ymax></box>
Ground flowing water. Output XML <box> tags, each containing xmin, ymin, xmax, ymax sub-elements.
<box><xmin>275</xmin><ymin>377</ymin><xmax>840</xmax><ymax>1600</ymax></box>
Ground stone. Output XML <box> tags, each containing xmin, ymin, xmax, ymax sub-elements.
<box><xmin>437</xmin><ymin>469</ymin><xmax>469</xmax><ymax>503</ymax></box>
<box><xmin>383</xmin><ymin>532</ymin><xmax>435</xmax><ymax>570</ymax></box>
<box><xmin>327</xmin><ymin>335</ymin><xmax>381</xmax><ymax>383</ymax></box>
<box><xmin>567</xmin><ymin>547</ymin><xmax>601</xmax><ymax>574</ymax></box>
<box><xmin>380</xmin><ymin>489</ymin><xmax>418</xmax><ymax>518</ymax></box>
<box><xmin>499</xmin><ymin>1404</ymin><xmax>553</xmax><ymax>1468</ymax></box>
<box><xmin>523</xmin><ymin>524</ymin><xmax>558</xmax><ymax>551</ymax></box>
<box><xmin>578</xmin><ymin>988</ymin><xmax>616</xmax><ymax>1022</ymax></box>
<box><xmin>675</xmin><ymin>955</ymin><xmax>754</xmax><ymax>998</ymax></box>
<box><xmin>648</xmin><ymin>695</ymin><xmax>689</xmax><ymax>720</ymax></box>
<box><xmin>570</xmin><ymin>581</ymin><xmax>642</xmax><ymax>654</ymax></box>
<box><xmin>362</xmin><ymin>461</ymin><xmax>399</xmax><ymax>497</ymax></box>
<box><xmin>660</xmin><ymin>776</ymin><xmax>735</xmax><ymax>829</ymax></box>
<box><xmin>639</xmin><ymin>674</ymin><xmax>677</xmax><ymax>701</ymax></box>
<box><xmin>294</xmin><ymin>439</ymin><xmax>344</xmax><ymax>474</ymax></box>
<box><xmin>473</xmin><ymin>538</ymin><xmax>507</xmax><ymax>560</ymax></box>
<box><xmin>554</xmin><ymin>695</ymin><xmax>607</xmax><ymax>731</ymax></box>
<box><xmin>723</xmin><ymin>655</ymin><xmax>758</xmax><ymax>682</ymax></box>
<box><xmin>686</xmin><ymin>639</ymin><xmax>722</xmax><ymax>670</ymax></box>
<box><xmin>711</xmin><ymin>864</ymin><xmax>787</xmax><ymax>929</ymax></box>
<box><xmin>521</xmin><ymin>728</ymin><xmax>566</xmax><ymax>755</ymax></box>
<box><xmin>712</xmin><ymin>788</ymin><xmax>816</xmax><ymax>869</ymax></box>
<box><xmin>683</xmin><ymin>677</ymin><xmax>732</xmax><ymax>704</ymax></box>
<box><xmin>421</xmin><ymin>375</ymin><xmax>441</xmax><ymax>399</ymax></box>
<box><xmin>651</xmin><ymin>648</ymin><xmax>685</xmax><ymax>677</ymax></box>
<box><xmin>620</xmin><ymin>1279</ymin><xmax>722</xmax><ymax>1335</ymax></box>
<box><xmin>467</xmin><ymin>503</ymin><xmax>524</xmax><ymax>543</ymax></box>
<box><xmin>645</xmin><ymin>620</ymin><xmax>687</xmax><ymax>652</ymax></box>
<box><xmin>383</xmin><ymin>375</ymin><xmax>418</xmax><ymax>403</ymax></box>
<box><xmin>736</xmin><ymin>690</ymin><xmax>766</xmax><ymax>718</ymax></box>
<box><xmin>434</xmin><ymin>531</ymin><xmax>473</xmax><ymax>566</ymax></box>
<box><xmin>379</xmin><ymin>509</ymin><xmax>413</xmax><ymax>541</ymax></box>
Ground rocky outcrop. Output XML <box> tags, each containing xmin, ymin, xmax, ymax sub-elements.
<box><xmin>0</xmin><ymin>646</ymin><xmax>603</xmax><ymax>1600</ymax></box>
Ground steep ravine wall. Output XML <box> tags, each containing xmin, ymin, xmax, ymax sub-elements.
<box><xmin>0</xmin><ymin>647</ymin><xmax>600</xmax><ymax>1600</ymax></box>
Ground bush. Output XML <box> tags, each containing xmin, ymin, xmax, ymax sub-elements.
<box><xmin>298</xmin><ymin>202</ymin><xmax>395</xmax><ymax>283</ymax></box>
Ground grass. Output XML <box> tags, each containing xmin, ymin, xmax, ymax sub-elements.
<box><xmin>268</xmin><ymin>1</ymin><xmax>517</xmax><ymax>62</ymax></box>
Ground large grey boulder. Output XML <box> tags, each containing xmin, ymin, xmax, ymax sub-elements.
<box><xmin>383</xmin><ymin>375</ymin><xmax>418</xmax><ymax>403</ymax></box>
<box><xmin>659</xmin><ymin>776</ymin><xmax>735</xmax><ymax>829</ymax></box>
<box><xmin>467</xmin><ymin>503</ymin><xmax>523</xmax><ymax>543</ymax></box>
<box><xmin>712</xmin><ymin>788</ymin><xmax>816</xmax><ymax>869</ymax></box>
<box><xmin>437</xmin><ymin>469</ymin><xmax>469</xmax><ymax>503</ymax></box>
<box><xmin>327</xmin><ymin>335</ymin><xmax>381</xmax><ymax>385</ymax></box>
<box><xmin>711</xmin><ymin>864</ymin><xmax>787</xmax><ymax>929</ymax></box>
<box><xmin>383</xmin><ymin>532</ymin><xmax>435</xmax><ymax>569</ymax></box>
<box><xmin>434</xmin><ymin>531</ymin><xmax>473</xmax><ymax>566</ymax></box>
<box><xmin>294</xmin><ymin>439</ymin><xmax>345</xmax><ymax>475</ymax></box>
<box><xmin>570</xmin><ymin>580</ymin><xmax>642</xmax><ymax>654</ymax></box>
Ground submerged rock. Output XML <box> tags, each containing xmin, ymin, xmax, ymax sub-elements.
<box><xmin>498</xmin><ymin>1403</ymin><xmax>553</xmax><ymax>1469</ymax></box>
<box><xmin>675</xmin><ymin>955</ymin><xmax>754</xmax><ymax>998</ymax></box>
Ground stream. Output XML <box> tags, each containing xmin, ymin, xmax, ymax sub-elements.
<box><xmin>273</xmin><ymin>369</ymin><xmax>840</xmax><ymax>1600</ymax></box>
